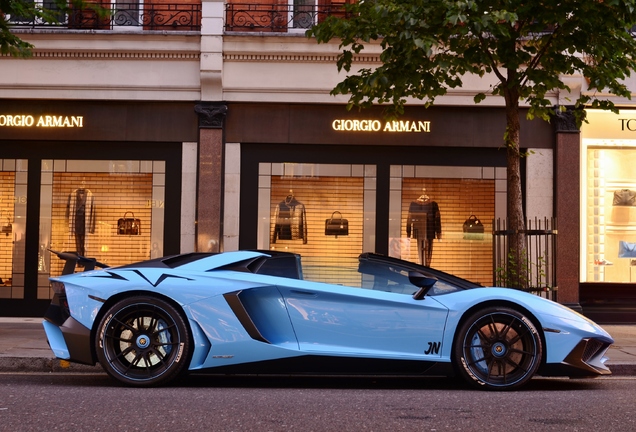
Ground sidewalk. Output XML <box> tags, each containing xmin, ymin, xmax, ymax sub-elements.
<box><xmin>1</xmin><ymin>318</ymin><xmax>636</xmax><ymax>375</ymax></box>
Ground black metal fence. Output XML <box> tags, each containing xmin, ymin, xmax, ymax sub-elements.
<box><xmin>8</xmin><ymin>3</ymin><xmax>201</xmax><ymax>31</ymax></box>
<box><xmin>225</xmin><ymin>3</ymin><xmax>349</xmax><ymax>32</ymax></box>
<box><xmin>493</xmin><ymin>218</ymin><xmax>558</xmax><ymax>301</ymax></box>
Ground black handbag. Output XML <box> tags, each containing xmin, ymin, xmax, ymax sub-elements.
<box><xmin>117</xmin><ymin>212</ymin><xmax>141</xmax><ymax>235</ymax></box>
<box><xmin>613</xmin><ymin>189</ymin><xmax>636</xmax><ymax>206</ymax></box>
<box><xmin>325</xmin><ymin>211</ymin><xmax>349</xmax><ymax>237</ymax></box>
<box><xmin>463</xmin><ymin>215</ymin><xmax>484</xmax><ymax>240</ymax></box>
<box><xmin>1</xmin><ymin>211</ymin><xmax>11</xmax><ymax>235</ymax></box>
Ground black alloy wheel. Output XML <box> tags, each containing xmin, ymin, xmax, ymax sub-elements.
<box><xmin>453</xmin><ymin>306</ymin><xmax>543</xmax><ymax>390</ymax></box>
<box><xmin>95</xmin><ymin>296</ymin><xmax>191</xmax><ymax>387</ymax></box>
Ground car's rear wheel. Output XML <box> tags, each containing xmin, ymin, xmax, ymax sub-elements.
<box><xmin>95</xmin><ymin>296</ymin><xmax>191</xmax><ymax>387</ymax></box>
<box><xmin>453</xmin><ymin>306</ymin><xmax>542</xmax><ymax>390</ymax></box>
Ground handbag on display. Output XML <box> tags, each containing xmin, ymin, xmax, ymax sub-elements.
<box><xmin>463</xmin><ymin>215</ymin><xmax>485</xmax><ymax>240</ymax></box>
<box><xmin>613</xmin><ymin>189</ymin><xmax>636</xmax><ymax>206</ymax></box>
<box><xmin>325</xmin><ymin>211</ymin><xmax>349</xmax><ymax>237</ymax></box>
<box><xmin>0</xmin><ymin>211</ymin><xmax>11</xmax><ymax>235</ymax></box>
<box><xmin>117</xmin><ymin>212</ymin><xmax>141</xmax><ymax>235</ymax></box>
<box><xmin>618</xmin><ymin>240</ymin><xmax>636</xmax><ymax>258</ymax></box>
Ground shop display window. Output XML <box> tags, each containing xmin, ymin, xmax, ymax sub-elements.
<box><xmin>389</xmin><ymin>165</ymin><xmax>501</xmax><ymax>287</ymax></box>
<box><xmin>38</xmin><ymin>159</ymin><xmax>166</xmax><ymax>299</ymax></box>
<box><xmin>257</xmin><ymin>162</ymin><xmax>501</xmax><ymax>288</ymax></box>
<box><xmin>0</xmin><ymin>159</ymin><xmax>27</xmax><ymax>299</ymax></box>
<box><xmin>585</xmin><ymin>148</ymin><xmax>636</xmax><ymax>283</ymax></box>
<box><xmin>258</xmin><ymin>163</ymin><xmax>376</xmax><ymax>286</ymax></box>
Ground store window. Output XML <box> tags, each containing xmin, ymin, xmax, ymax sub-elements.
<box><xmin>0</xmin><ymin>159</ymin><xmax>27</xmax><ymax>299</ymax></box>
<box><xmin>258</xmin><ymin>163</ymin><xmax>376</xmax><ymax>285</ymax></box>
<box><xmin>582</xmin><ymin>109</ymin><xmax>636</xmax><ymax>284</ymax></box>
<box><xmin>38</xmin><ymin>159</ymin><xmax>166</xmax><ymax>299</ymax></box>
<box><xmin>585</xmin><ymin>147</ymin><xmax>636</xmax><ymax>282</ymax></box>
<box><xmin>389</xmin><ymin>165</ymin><xmax>503</xmax><ymax>287</ymax></box>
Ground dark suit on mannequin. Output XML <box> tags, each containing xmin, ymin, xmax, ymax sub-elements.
<box><xmin>406</xmin><ymin>194</ymin><xmax>441</xmax><ymax>266</ymax></box>
<box><xmin>272</xmin><ymin>194</ymin><xmax>308</xmax><ymax>244</ymax></box>
<box><xmin>66</xmin><ymin>188</ymin><xmax>96</xmax><ymax>256</ymax></box>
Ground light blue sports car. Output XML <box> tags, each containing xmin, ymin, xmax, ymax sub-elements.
<box><xmin>43</xmin><ymin>250</ymin><xmax>613</xmax><ymax>390</ymax></box>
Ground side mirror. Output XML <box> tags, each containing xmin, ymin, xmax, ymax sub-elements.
<box><xmin>409</xmin><ymin>271</ymin><xmax>437</xmax><ymax>300</ymax></box>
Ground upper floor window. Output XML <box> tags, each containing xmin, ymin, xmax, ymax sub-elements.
<box><xmin>7</xmin><ymin>0</ymin><xmax>202</xmax><ymax>31</ymax></box>
<box><xmin>290</xmin><ymin>0</ymin><xmax>316</xmax><ymax>31</ymax></box>
<box><xmin>225</xmin><ymin>0</ymin><xmax>350</xmax><ymax>33</ymax></box>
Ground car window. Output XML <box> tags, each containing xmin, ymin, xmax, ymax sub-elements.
<box><xmin>300</xmin><ymin>255</ymin><xmax>464</xmax><ymax>296</ymax></box>
<box><xmin>358</xmin><ymin>266</ymin><xmax>417</xmax><ymax>295</ymax></box>
<box><xmin>356</xmin><ymin>257</ymin><xmax>464</xmax><ymax>296</ymax></box>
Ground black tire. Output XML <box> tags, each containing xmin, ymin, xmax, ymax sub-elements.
<box><xmin>453</xmin><ymin>306</ymin><xmax>542</xmax><ymax>390</ymax></box>
<box><xmin>95</xmin><ymin>296</ymin><xmax>191</xmax><ymax>387</ymax></box>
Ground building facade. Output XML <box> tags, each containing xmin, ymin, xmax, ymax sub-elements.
<box><xmin>0</xmin><ymin>0</ymin><xmax>633</xmax><ymax>322</ymax></box>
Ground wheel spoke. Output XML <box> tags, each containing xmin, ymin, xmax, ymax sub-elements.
<box><xmin>498</xmin><ymin>320</ymin><xmax>514</xmax><ymax>340</ymax></box>
<box><xmin>503</xmin><ymin>355</ymin><xmax>525</xmax><ymax>371</ymax></box>
<box><xmin>150</xmin><ymin>348</ymin><xmax>168</xmax><ymax>366</ymax></box>
<box><xmin>487</xmin><ymin>315</ymin><xmax>500</xmax><ymax>339</ymax></box>
<box><xmin>507</xmin><ymin>329</ymin><xmax>527</xmax><ymax>346</ymax></box>
<box><xmin>106</xmin><ymin>334</ymin><xmax>134</xmax><ymax>343</ymax></box>
<box><xmin>111</xmin><ymin>316</ymin><xmax>136</xmax><ymax>333</ymax></box>
<box><xmin>476</xmin><ymin>328</ymin><xmax>491</xmax><ymax>343</ymax></box>
<box><xmin>114</xmin><ymin>345</ymin><xmax>135</xmax><ymax>361</ymax></box>
<box><xmin>148</xmin><ymin>309</ymin><xmax>160</xmax><ymax>333</ymax></box>
<box><xmin>465</xmin><ymin>353</ymin><xmax>488</xmax><ymax>366</ymax></box>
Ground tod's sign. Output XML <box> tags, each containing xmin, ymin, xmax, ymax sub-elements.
<box><xmin>332</xmin><ymin>119</ymin><xmax>431</xmax><ymax>133</ymax></box>
<box><xmin>0</xmin><ymin>114</ymin><xmax>84</xmax><ymax>128</ymax></box>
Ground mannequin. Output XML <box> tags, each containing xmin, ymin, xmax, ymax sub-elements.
<box><xmin>406</xmin><ymin>189</ymin><xmax>442</xmax><ymax>266</ymax></box>
<box><xmin>272</xmin><ymin>190</ymin><xmax>308</xmax><ymax>244</ymax></box>
<box><xmin>66</xmin><ymin>186</ymin><xmax>96</xmax><ymax>256</ymax></box>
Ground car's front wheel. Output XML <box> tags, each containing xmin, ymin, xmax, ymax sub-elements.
<box><xmin>453</xmin><ymin>306</ymin><xmax>542</xmax><ymax>390</ymax></box>
<box><xmin>95</xmin><ymin>296</ymin><xmax>191</xmax><ymax>387</ymax></box>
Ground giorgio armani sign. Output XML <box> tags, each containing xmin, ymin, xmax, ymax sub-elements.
<box><xmin>0</xmin><ymin>114</ymin><xmax>84</xmax><ymax>128</ymax></box>
<box><xmin>332</xmin><ymin>119</ymin><xmax>431</xmax><ymax>133</ymax></box>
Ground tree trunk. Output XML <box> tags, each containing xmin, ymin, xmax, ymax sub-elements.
<box><xmin>504</xmin><ymin>83</ymin><xmax>527</xmax><ymax>289</ymax></box>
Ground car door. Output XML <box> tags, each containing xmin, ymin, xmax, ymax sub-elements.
<box><xmin>276</xmin><ymin>280</ymin><xmax>449</xmax><ymax>359</ymax></box>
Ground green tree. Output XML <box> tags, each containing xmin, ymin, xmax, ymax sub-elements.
<box><xmin>308</xmin><ymin>0</ymin><xmax>636</xmax><ymax>287</ymax></box>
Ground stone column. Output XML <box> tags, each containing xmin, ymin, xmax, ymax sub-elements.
<box><xmin>195</xmin><ymin>102</ymin><xmax>227</xmax><ymax>252</ymax></box>
<box><xmin>195</xmin><ymin>0</ymin><xmax>226</xmax><ymax>252</ymax></box>
<box><xmin>553</xmin><ymin>107</ymin><xmax>581</xmax><ymax>309</ymax></box>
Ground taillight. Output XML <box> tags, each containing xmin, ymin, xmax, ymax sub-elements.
<box><xmin>50</xmin><ymin>281</ymin><xmax>66</xmax><ymax>295</ymax></box>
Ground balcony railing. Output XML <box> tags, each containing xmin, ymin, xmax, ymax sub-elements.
<box><xmin>225</xmin><ymin>3</ymin><xmax>349</xmax><ymax>32</ymax></box>
<box><xmin>9</xmin><ymin>3</ymin><xmax>202</xmax><ymax>31</ymax></box>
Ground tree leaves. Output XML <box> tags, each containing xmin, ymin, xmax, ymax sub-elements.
<box><xmin>1</xmin><ymin>0</ymin><xmax>97</xmax><ymax>57</ymax></box>
<box><xmin>309</xmin><ymin>0</ymin><xmax>636</xmax><ymax>126</ymax></box>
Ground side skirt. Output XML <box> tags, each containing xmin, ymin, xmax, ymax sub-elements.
<box><xmin>193</xmin><ymin>355</ymin><xmax>454</xmax><ymax>377</ymax></box>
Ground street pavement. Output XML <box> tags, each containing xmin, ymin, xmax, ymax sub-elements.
<box><xmin>1</xmin><ymin>317</ymin><xmax>636</xmax><ymax>375</ymax></box>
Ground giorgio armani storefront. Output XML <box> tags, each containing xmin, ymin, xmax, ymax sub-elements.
<box><xmin>226</xmin><ymin>103</ymin><xmax>554</xmax><ymax>288</ymax></box>
<box><xmin>0</xmin><ymin>100</ymin><xmax>197</xmax><ymax>316</ymax></box>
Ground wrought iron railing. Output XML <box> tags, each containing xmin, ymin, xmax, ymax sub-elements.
<box><xmin>225</xmin><ymin>3</ymin><xmax>349</xmax><ymax>32</ymax></box>
<box><xmin>493</xmin><ymin>217</ymin><xmax>558</xmax><ymax>301</ymax></box>
<box><xmin>8</xmin><ymin>3</ymin><xmax>201</xmax><ymax>31</ymax></box>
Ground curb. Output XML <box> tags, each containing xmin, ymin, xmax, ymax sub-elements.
<box><xmin>605</xmin><ymin>363</ymin><xmax>636</xmax><ymax>377</ymax></box>
<box><xmin>2</xmin><ymin>357</ymin><xmax>636</xmax><ymax>376</ymax></box>
<box><xmin>0</xmin><ymin>357</ymin><xmax>103</xmax><ymax>373</ymax></box>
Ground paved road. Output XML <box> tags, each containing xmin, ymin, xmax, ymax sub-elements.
<box><xmin>1</xmin><ymin>373</ymin><xmax>635</xmax><ymax>431</ymax></box>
